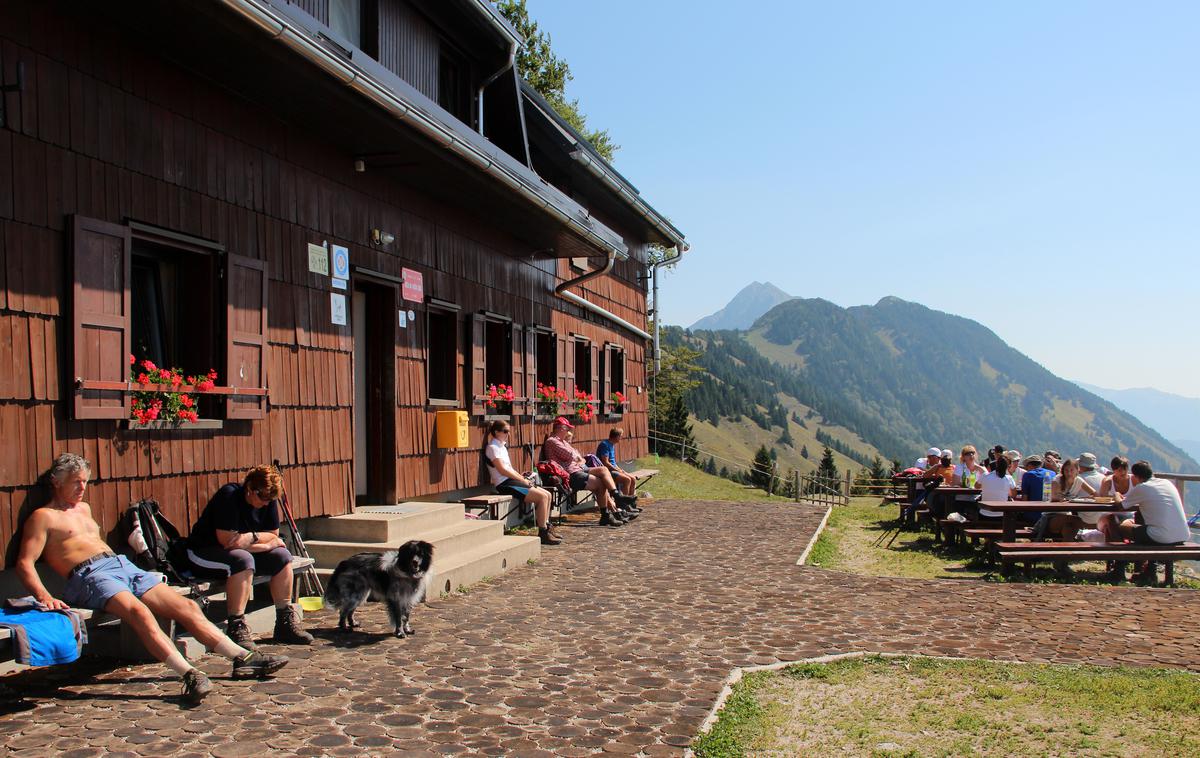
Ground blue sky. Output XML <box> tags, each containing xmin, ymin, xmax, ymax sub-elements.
<box><xmin>526</xmin><ymin>1</ymin><xmax>1200</xmax><ymax>398</ymax></box>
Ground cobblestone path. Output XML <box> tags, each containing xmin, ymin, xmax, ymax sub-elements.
<box><xmin>2</xmin><ymin>499</ymin><xmax>1197</xmax><ymax>756</ymax></box>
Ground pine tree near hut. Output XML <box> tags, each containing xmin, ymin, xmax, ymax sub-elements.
<box><xmin>816</xmin><ymin>446</ymin><xmax>839</xmax><ymax>484</ymax></box>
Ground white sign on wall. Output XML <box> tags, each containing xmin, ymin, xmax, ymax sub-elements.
<box><xmin>330</xmin><ymin>292</ymin><xmax>347</xmax><ymax>326</ymax></box>
<box><xmin>331</xmin><ymin>245</ymin><xmax>350</xmax><ymax>280</ymax></box>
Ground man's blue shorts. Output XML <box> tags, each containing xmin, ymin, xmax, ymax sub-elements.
<box><xmin>63</xmin><ymin>553</ymin><xmax>161</xmax><ymax>611</ymax></box>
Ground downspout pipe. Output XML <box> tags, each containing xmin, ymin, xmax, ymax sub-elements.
<box><xmin>650</xmin><ymin>244</ymin><xmax>685</xmax><ymax>372</ymax></box>
<box><xmin>477</xmin><ymin>40</ymin><xmax>517</xmax><ymax>135</ymax></box>
<box><xmin>554</xmin><ymin>251</ymin><xmax>652</xmax><ymax>341</ymax></box>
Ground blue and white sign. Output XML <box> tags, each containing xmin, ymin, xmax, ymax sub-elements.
<box><xmin>331</xmin><ymin>244</ymin><xmax>350</xmax><ymax>280</ymax></box>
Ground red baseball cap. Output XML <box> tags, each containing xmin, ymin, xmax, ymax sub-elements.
<box><xmin>553</xmin><ymin>416</ymin><xmax>574</xmax><ymax>429</ymax></box>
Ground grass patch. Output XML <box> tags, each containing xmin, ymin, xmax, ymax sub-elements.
<box><xmin>808</xmin><ymin>498</ymin><xmax>1200</xmax><ymax>586</ymax></box>
<box><xmin>632</xmin><ymin>456</ymin><xmax>788</xmax><ymax>502</ymax></box>
<box><xmin>694</xmin><ymin>656</ymin><xmax>1200</xmax><ymax>757</ymax></box>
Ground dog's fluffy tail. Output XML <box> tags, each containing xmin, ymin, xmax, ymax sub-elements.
<box><xmin>323</xmin><ymin>561</ymin><xmax>349</xmax><ymax>608</ymax></box>
<box><xmin>323</xmin><ymin>553</ymin><xmax>377</xmax><ymax>609</ymax></box>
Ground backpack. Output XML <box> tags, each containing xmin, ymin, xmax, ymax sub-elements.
<box><xmin>117</xmin><ymin>499</ymin><xmax>191</xmax><ymax>586</ymax></box>
<box><xmin>537</xmin><ymin>460</ymin><xmax>571</xmax><ymax>485</ymax></box>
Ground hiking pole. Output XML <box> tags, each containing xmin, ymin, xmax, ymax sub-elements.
<box><xmin>272</xmin><ymin>460</ymin><xmax>323</xmax><ymax>598</ymax></box>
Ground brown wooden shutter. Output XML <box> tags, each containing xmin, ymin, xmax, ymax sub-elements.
<box><xmin>511</xmin><ymin>323</ymin><xmax>524</xmax><ymax>415</ymax></box>
<box><xmin>589</xmin><ymin>342</ymin><xmax>599</xmax><ymax>406</ymax></box>
<box><xmin>226</xmin><ymin>254</ymin><xmax>268</xmax><ymax>420</ymax></box>
<box><xmin>617</xmin><ymin>349</ymin><xmax>627</xmax><ymax>410</ymax></box>
<box><xmin>525</xmin><ymin>328</ymin><xmax>538</xmax><ymax>413</ymax></box>
<box><xmin>600</xmin><ymin>344</ymin><xmax>613</xmax><ymax>413</ymax></box>
<box><xmin>470</xmin><ymin>313</ymin><xmax>486</xmax><ymax>415</ymax></box>
<box><xmin>558</xmin><ymin>334</ymin><xmax>569</xmax><ymax>397</ymax></box>
<box><xmin>72</xmin><ymin>216</ymin><xmax>131</xmax><ymax>420</ymax></box>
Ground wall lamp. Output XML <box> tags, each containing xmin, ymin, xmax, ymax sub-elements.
<box><xmin>371</xmin><ymin>228</ymin><xmax>395</xmax><ymax>245</ymax></box>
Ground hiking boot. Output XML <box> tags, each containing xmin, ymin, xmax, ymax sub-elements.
<box><xmin>225</xmin><ymin>616</ymin><xmax>257</xmax><ymax>650</ymax></box>
<box><xmin>1132</xmin><ymin>564</ymin><xmax>1160</xmax><ymax>587</ymax></box>
<box><xmin>598</xmin><ymin>510</ymin><xmax>625</xmax><ymax>527</ymax></box>
<box><xmin>181</xmin><ymin>668</ymin><xmax>212</xmax><ymax>704</ymax></box>
<box><xmin>1102</xmin><ymin>568</ymin><xmax>1127</xmax><ymax>585</ymax></box>
<box><xmin>272</xmin><ymin>604</ymin><xmax>314</xmax><ymax>645</ymax></box>
<box><xmin>618</xmin><ymin>507</ymin><xmax>639</xmax><ymax>520</ymax></box>
<box><xmin>1053</xmin><ymin>561</ymin><xmax>1075</xmax><ymax>579</ymax></box>
<box><xmin>615</xmin><ymin>494</ymin><xmax>639</xmax><ymax>509</ymax></box>
<box><xmin>538</xmin><ymin>527</ymin><xmax>562</xmax><ymax>545</ymax></box>
<box><xmin>231</xmin><ymin>650</ymin><xmax>289</xmax><ymax>680</ymax></box>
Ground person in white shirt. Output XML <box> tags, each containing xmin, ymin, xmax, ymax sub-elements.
<box><xmin>977</xmin><ymin>457</ymin><xmax>1017</xmax><ymax>521</ymax></box>
<box><xmin>915</xmin><ymin>446</ymin><xmax>940</xmax><ymax>471</ymax></box>
<box><xmin>950</xmin><ymin>445</ymin><xmax>987</xmax><ymax>513</ymax></box>
<box><xmin>1077</xmin><ymin>452</ymin><xmax>1105</xmax><ymax>493</ymax></box>
<box><xmin>1099</xmin><ymin>460</ymin><xmax>1191</xmax><ymax>585</ymax></box>
<box><xmin>484</xmin><ymin>421</ymin><xmax>560</xmax><ymax>545</ymax></box>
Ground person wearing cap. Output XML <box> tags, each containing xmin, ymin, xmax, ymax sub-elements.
<box><xmin>1019</xmin><ymin>454</ymin><xmax>1055</xmax><ymax>503</ymax></box>
<box><xmin>1077</xmin><ymin>453</ymin><xmax>1105</xmax><ymax>494</ymax></box>
<box><xmin>915</xmin><ymin>447</ymin><xmax>940</xmax><ymax>471</ymax></box>
<box><xmin>542</xmin><ymin>417</ymin><xmax>637</xmax><ymax>527</ymax></box>
<box><xmin>1004</xmin><ymin>450</ymin><xmax>1025</xmax><ymax>487</ymax></box>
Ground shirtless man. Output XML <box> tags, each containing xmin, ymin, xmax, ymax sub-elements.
<box><xmin>16</xmin><ymin>453</ymin><xmax>289</xmax><ymax>703</ymax></box>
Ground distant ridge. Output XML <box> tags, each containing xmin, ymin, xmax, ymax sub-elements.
<box><xmin>1073</xmin><ymin>382</ymin><xmax>1200</xmax><ymax>443</ymax></box>
<box><xmin>689</xmin><ymin>281</ymin><xmax>793</xmax><ymax>331</ymax></box>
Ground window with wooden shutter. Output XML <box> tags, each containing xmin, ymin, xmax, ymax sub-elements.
<box><xmin>559</xmin><ymin>333</ymin><xmax>572</xmax><ymax>400</ymax></box>
<box><xmin>225</xmin><ymin>254</ymin><xmax>268</xmax><ymax>420</ymax></box>
<box><xmin>524</xmin><ymin>327</ymin><xmax>539</xmax><ymax>414</ymax></box>
<box><xmin>425</xmin><ymin>302</ymin><xmax>459</xmax><ymax>404</ymax></box>
<box><xmin>72</xmin><ymin>216</ymin><xmax>131</xmax><ymax>420</ymax></box>
<box><xmin>609</xmin><ymin>346</ymin><xmax>626</xmax><ymax>415</ymax></box>
<box><xmin>511</xmin><ymin>323</ymin><xmax>525</xmax><ymax>415</ymax></box>
<box><xmin>589</xmin><ymin>342</ymin><xmax>599</xmax><ymax>409</ymax></box>
<box><xmin>469</xmin><ymin>313</ymin><xmax>486</xmax><ymax>415</ymax></box>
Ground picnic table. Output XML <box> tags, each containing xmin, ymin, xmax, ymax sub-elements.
<box><xmin>979</xmin><ymin>500</ymin><xmax>1125</xmax><ymax>542</ymax></box>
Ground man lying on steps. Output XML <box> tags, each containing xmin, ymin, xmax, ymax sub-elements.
<box><xmin>15</xmin><ymin>454</ymin><xmax>288</xmax><ymax>704</ymax></box>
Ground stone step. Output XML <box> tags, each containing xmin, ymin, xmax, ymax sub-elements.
<box><xmin>302</xmin><ymin>502</ymin><xmax>464</xmax><ymax>543</ymax></box>
<box><xmin>427</xmin><ymin>535</ymin><xmax>541</xmax><ymax>599</ymax></box>
<box><xmin>313</xmin><ymin>534</ymin><xmax>541</xmax><ymax>603</ymax></box>
<box><xmin>304</xmin><ymin>518</ymin><xmax>505</xmax><ymax>569</ymax></box>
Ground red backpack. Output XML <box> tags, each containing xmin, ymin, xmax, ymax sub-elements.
<box><xmin>536</xmin><ymin>459</ymin><xmax>571</xmax><ymax>483</ymax></box>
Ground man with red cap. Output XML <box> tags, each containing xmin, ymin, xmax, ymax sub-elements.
<box><xmin>542</xmin><ymin>417</ymin><xmax>639</xmax><ymax>527</ymax></box>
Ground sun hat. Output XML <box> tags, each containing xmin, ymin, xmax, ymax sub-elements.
<box><xmin>941</xmin><ymin>449</ymin><xmax>952</xmax><ymax>458</ymax></box>
<box><xmin>926</xmin><ymin>447</ymin><xmax>941</xmax><ymax>457</ymax></box>
<box><xmin>1078</xmin><ymin>452</ymin><xmax>1098</xmax><ymax>470</ymax></box>
<box><xmin>1004</xmin><ymin>450</ymin><xmax>1021</xmax><ymax>462</ymax></box>
<box><xmin>1024</xmin><ymin>454</ymin><xmax>1043</xmax><ymax>467</ymax></box>
<box><xmin>553</xmin><ymin>416</ymin><xmax>574</xmax><ymax>429</ymax></box>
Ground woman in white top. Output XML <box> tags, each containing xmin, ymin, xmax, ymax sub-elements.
<box><xmin>977</xmin><ymin>457</ymin><xmax>1017</xmax><ymax>520</ymax></box>
<box><xmin>484</xmin><ymin>420</ymin><xmax>561</xmax><ymax>545</ymax></box>
<box><xmin>1051</xmin><ymin>458</ymin><xmax>1097</xmax><ymax>502</ymax></box>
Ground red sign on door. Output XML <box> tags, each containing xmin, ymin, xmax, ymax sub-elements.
<box><xmin>401</xmin><ymin>268</ymin><xmax>424</xmax><ymax>302</ymax></box>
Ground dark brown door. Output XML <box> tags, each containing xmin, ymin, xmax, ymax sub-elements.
<box><xmin>352</xmin><ymin>278</ymin><xmax>398</xmax><ymax>505</ymax></box>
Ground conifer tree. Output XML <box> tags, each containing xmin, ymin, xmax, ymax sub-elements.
<box><xmin>816</xmin><ymin>446</ymin><xmax>839</xmax><ymax>484</ymax></box>
<box><xmin>750</xmin><ymin>445</ymin><xmax>774</xmax><ymax>492</ymax></box>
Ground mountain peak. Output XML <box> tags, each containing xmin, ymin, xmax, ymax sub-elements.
<box><xmin>689</xmin><ymin>282</ymin><xmax>794</xmax><ymax>331</ymax></box>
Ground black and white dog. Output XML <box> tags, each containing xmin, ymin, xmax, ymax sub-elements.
<box><xmin>323</xmin><ymin>540</ymin><xmax>434</xmax><ymax>637</ymax></box>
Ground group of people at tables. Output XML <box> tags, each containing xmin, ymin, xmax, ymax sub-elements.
<box><xmin>483</xmin><ymin>416</ymin><xmax>643</xmax><ymax>545</ymax></box>
<box><xmin>907</xmin><ymin>444</ymin><xmax>1192</xmax><ymax>583</ymax></box>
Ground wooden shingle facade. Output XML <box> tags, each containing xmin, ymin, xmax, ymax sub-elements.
<box><xmin>0</xmin><ymin>0</ymin><xmax>685</xmax><ymax>564</ymax></box>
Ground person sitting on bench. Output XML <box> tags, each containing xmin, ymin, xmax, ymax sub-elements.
<box><xmin>15</xmin><ymin>454</ymin><xmax>287</xmax><ymax>704</ymax></box>
<box><xmin>543</xmin><ymin>417</ymin><xmax>638</xmax><ymax>527</ymax></box>
<box><xmin>596</xmin><ymin>428</ymin><xmax>638</xmax><ymax>501</ymax></box>
<box><xmin>485</xmin><ymin>420</ymin><xmax>561</xmax><ymax>545</ymax></box>
<box><xmin>184</xmin><ymin>465</ymin><xmax>313</xmax><ymax>647</ymax></box>
<box><xmin>1098</xmin><ymin>460</ymin><xmax>1191</xmax><ymax>584</ymax></box>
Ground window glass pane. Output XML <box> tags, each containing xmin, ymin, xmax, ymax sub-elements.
<box><xmin>535</xmin><ymin>332</ymin><xmax>556</xmax><ymax>387</ymax></box>
<box><xmin>427</xmin><ymin>310</ymin><xmax>457</xmax><ymax>401</ymax></box>
<box><xmin>484</xmin><ymin>320</ymin><xmax>511</xmax><ymax>388</ymax></box>
<box><xmin>574</xmin><ymin>341</ymin><xmax>591</xmax><ymax>395</ymax></box>
<box><xmin>329</xmin><ymin>0</ymin><xmax>361</xmax><ymax>46</ymax></box>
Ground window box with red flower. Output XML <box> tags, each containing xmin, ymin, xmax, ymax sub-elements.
<box><xmin>123</xmin><ymin>355</ymin><xmax>221</xmax><ymax>429</ymax></box>
<box><xmin>534</xmin><ymin>382</ymin><xmax>568</xmax><ymax>418</ymax></box>
<box><xmin>572</xmin><ymin>389</ymin><xmax>597</xmax><ymax>423</ymax></box>
<box><xmin>607</xmin><ymin>390</ymin><xmax>627</xmax><ymax>416</ymax></box>
<box><xmin>482</xmin><ymin>383</ymin><xmax>515</xmax><ymax>417</ymax></box>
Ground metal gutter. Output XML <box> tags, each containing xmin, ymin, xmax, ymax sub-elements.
<box><xmin>570</xmin><ymin>149</ymin><xmax>688</xmax><ymax>250</ymax></box>
<box><xmin>477</xmin><ymin>38</ymin><xmax>516</xmax><ymax>135</ymax></box>
<box><xmin>464</xmin><ymin>0</ymin><xmax>523</xmax><ymax>48</ymax></box>
<box><xmin>650</xmin><ymin>245</ymin><xmax>684</xmax><ymax>371</ymax></box>
<box><xmin>554</xmin><ymin>252</ymin><xmax>652</xmax><ymax>341</ymax></box>
<box><xmin>218</xmin><ymin>0</ymin><xmax>627</xmax><ymax>259</ymax></box>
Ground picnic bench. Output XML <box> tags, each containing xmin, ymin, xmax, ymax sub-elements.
<box><xmin>629</xmin><ymin>469</ymin><xmax>659</xmax><ymax>491</ymax></box>
<box><xmin>994</xmin><ymin>541</ymin><xmax>1200</xmax><ymax>585</ymax></box>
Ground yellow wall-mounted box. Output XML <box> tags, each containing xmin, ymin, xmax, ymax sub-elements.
<box><xmin>436</xmin><ymin>410</ymin><xmax>470</xmax><ymax>449</ymax></box>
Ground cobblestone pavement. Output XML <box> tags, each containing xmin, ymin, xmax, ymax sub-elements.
<box><xmin>2</xmin><ymin>499</ymin><xmax>1198</xmax><ymax>756</ymax></box>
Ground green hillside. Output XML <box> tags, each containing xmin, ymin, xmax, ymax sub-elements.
<box><xmin>674</xmin><ymin>296</ymin><xmax>1198</xmax><ymax>479</ymax></box>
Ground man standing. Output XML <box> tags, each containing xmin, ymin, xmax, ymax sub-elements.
<box><xmin>596</xmin><ymin>428</ymin><xmax>638</xmax><ymax>502</ymax></box>
<box><xmin>16</xmin><ymin>454</ymin><xmax>287</xmax><ymax>704</ymax></box>
<box><xmin>185</xmin><ymin>465</ymin><xmax>313</xmax><ymax>647</ymax></box>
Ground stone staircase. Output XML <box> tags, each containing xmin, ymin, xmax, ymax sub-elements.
<box><xmin>301</xmin><ymin>502</ymin><xmax>540</xmax><ymax>600</ymax></box>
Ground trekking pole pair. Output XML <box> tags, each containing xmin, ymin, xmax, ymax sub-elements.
<box><xmin>272</xmin><ymin>460</ymin><xmax>323</xmax><ymax>598</ymax></box>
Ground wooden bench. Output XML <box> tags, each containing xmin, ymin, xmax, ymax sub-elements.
<box><xmin>461</xmin><ymin>494</ymin><xmax>514</xmax><ymax>521</ymax></box>
<box><xmin>0</xmin><ymin>556</ymin><xmax>315</xmax><ymax>669</ymax></box>
<box><xmin>629</xmin><ymin>469</ymin><xmax>659</xmax><ymax>491</ymax></box>
<box><xmin>994</xmin><ymin>541</ymin><xmax>1200</xmax><ymax>585</ymax></box>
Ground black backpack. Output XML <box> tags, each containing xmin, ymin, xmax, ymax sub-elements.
<box><xmin>117</xmin><ymin>499</ymin><xmax>191</xmax><ymax>585</ymax></box>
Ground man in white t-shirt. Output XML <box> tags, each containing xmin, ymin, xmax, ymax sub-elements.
<box><xmin>977</xmin><ymin>457</ymin><xmax>1017</xmax><ymax>520</ymax></box>
<box><xmin>1100</xmin><ymin>460</ymin><xmax>1191</xmax><ymax>585</ymax></box>
<box><xmin>915</xmin><ymin>446</ymin><xmax>940</xmax><ymax>471</ymax></box>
